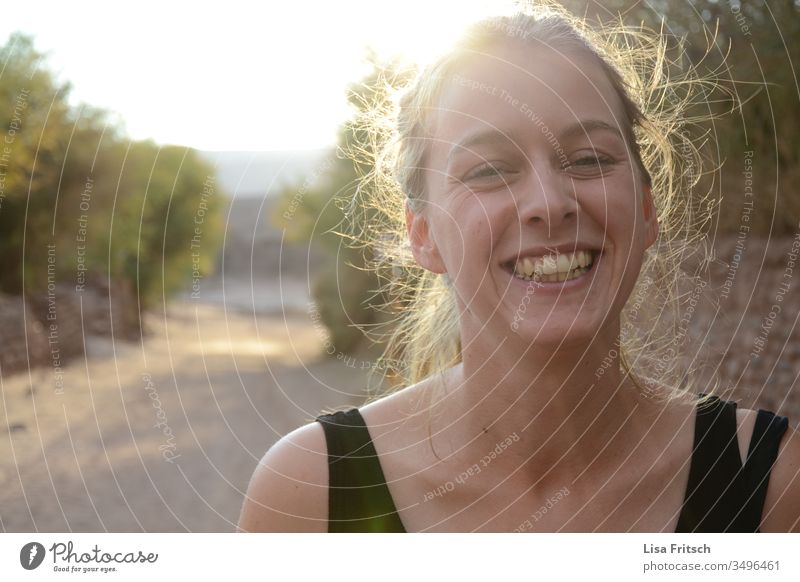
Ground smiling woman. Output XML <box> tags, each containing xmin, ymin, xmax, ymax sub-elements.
<box><xmin>238</xmin><ymin>2</ymin><xmax>800</xmax><ymax>533</ymax></box>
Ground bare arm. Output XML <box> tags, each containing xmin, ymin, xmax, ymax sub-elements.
<box><xmin>237</xmin><ymin>422</ymin><xmax>329</xmax><ymax>532</ymax></box>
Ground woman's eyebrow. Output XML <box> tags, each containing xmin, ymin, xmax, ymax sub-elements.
<box><xmin>447</xmin><ymin>130</ymin><xmax>517</xmax><ymax>163</ymax></box>
<box><xmin>559</xmin><ymin>119</ymin><xmax>624</xmax><ymax>142</ymax></box>
<box><xmin>447</xmin><ymin>119</ymin><xmax>624</xmax><ymax>163</ymax></box>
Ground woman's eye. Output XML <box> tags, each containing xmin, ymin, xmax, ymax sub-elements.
<box><xmin>564</xmin><ymin>154</ymin><xmax>615</xmax><ymax>174</ymax></box>
<box><xmin>466</xmin><ymin>164</ymin><xmax>507</xmax><ymax>181</ymax></box>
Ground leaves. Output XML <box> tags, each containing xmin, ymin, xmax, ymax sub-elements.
<box><xmin>0</xmin><ymin>33</ymin><xmax>225</xmax><ymax>307</ymax></box>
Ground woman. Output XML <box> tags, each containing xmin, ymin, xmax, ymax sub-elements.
<box><xmin>238</xmin><ymin>6</ymin><xmax>799</xmax><ymax>532</ymax></box>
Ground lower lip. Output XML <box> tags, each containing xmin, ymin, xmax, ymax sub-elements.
<box><xmin>504</xmin><ymin>252</ymin><xmax>603</xmax><ymax>296</ymax></box>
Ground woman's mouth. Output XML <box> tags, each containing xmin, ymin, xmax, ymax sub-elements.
<box><xmin>502</xmin><ymin>249</ymin><xmax>601</xmax><ymax>284</ymax></box>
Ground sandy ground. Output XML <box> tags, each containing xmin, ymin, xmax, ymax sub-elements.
<box><xmin>0</xmin><ymin>278</ymin><xmax>383</xmax><ymax>532</ymax></box>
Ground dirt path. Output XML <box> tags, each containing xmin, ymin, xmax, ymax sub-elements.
<box><xmin>0</xmin><ymin>292</ymin><xmax>381</xmax><ymax>532</ymax></box>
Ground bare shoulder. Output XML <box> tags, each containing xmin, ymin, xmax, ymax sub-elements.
<box><xmin>237</xmin><ymin>420</ymin><xmax>329</xmax><ymax>532</ymax></box>
<box><xmin>358</xmin><ymin>380</ymin><xmax>440</xmax><ymax>443</ymax></box>
<box><xmin>759</xmin><ymin>412</ymin><xmax>800</xmax><ymax>533</ymax></box>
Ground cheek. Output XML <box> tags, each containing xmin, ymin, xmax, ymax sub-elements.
<box><xmin>439</xmin><ymin>198</ymin><xmax>489</xmax><ymax>246</ymax></box>
<box><xmin>584</xmin><ymin>187</ymin><xmax>640</xmax><ymax>234</ymax></box>
<box><xmin>428</xmin><ymin>211</ymin><xmax>468</xmax><ymax>268</ymax></box>
<box><xmin>433</xmin><ymin>204</ymin><xmax>497</xmax><ymax>277</ymax></box>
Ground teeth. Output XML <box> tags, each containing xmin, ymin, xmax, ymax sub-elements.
<box><xmin>538</xmin><ymin>255</ymin><xmax>557</xmax><ymax>274</ymax></box>
<box><xmin>511</xmin><ymin>250</ymin><xmax>594</xmax><ymax>281</ymax></box>
<box><xmin>521</xmin><ymin>257</ymin><xmax>535</xmax><ymax>277</ymax></box>
<box><xmin>556</xmin><ymin>254</ymin><xmax>571</xmax><ymax>273</ymax></box>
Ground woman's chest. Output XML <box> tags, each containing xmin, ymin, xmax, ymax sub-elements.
<box><xmin>381</xmin><ymin>443</ymin><xmax>692</xmax><ymax>533</ymax></box>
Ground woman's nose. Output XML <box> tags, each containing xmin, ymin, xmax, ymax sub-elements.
<box><xmin>515</xmin><ymin>169</ymin><xmax>578</xmax><ymax>234</ymax></box>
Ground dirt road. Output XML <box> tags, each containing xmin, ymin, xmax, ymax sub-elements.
<box><xmin>0</xmin><ymin>286</ymin><xmax>381</xmax><ymax>532</ymax></box>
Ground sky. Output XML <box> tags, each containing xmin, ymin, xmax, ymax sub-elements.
<box><xmin>2</xmin><ymin>0</ymin><xmax>517</xmax><ymax>152</ymax></box>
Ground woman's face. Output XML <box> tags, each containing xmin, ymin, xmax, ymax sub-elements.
<box><xmin>406</xmin><ymin>42</ymin><xmax>658</xmax><ymax>346</ymax></box>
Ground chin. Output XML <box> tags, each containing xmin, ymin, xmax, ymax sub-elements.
<box><xmin>508</xmin><ymin>319</ymin><xmax>602</xmax><ymax>348</ymax></box>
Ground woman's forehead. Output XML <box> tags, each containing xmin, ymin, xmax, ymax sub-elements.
<box><xmin>429</xmin><ymin>44</ymin><xmax>627</xmax><ymax>150</ymax></box>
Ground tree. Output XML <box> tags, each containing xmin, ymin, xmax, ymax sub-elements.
<box><xmin>0</xmin><ymin>32</ymin><xmax>225</xmax><ymax>313</ymax></box>
<box><xmin>273</xmin><ymin>51</ymin><xmax>415</xmax><ymax>354</ymax></box>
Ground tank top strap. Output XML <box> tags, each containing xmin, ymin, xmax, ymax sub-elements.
<box><xmin>316</xmin><ymin>408</ymin><xmax>406</xmax><ymax>532</ymax></box>
<box><xmin>738</xmin><ymin>407</ymin><xmax>790</xmax><ymax>529</ymax></box>
<box><xmin>676</xmin><ymin>394</ymin><xmax>749</xmax><ymax>532</ymax></box>
<box><xmin>675</xmin><ymin>394</ymin><xmax>788</xmax><ymax>532</ymax></box>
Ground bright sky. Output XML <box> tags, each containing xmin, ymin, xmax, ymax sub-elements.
<box><xmin>2</xmin><ymin>0</ymin><xmax>517</xmax><ymax>151</ymax></box>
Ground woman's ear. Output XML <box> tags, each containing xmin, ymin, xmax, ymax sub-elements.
<box><xmin>642</xmin><ymin>183</ymin><xmax>659</xmax><ymax>249</ymax></box>
<box><xmin>405</xmin><ymin>201</ymin><xmax>447</xmax><ymax>274</ymax></box>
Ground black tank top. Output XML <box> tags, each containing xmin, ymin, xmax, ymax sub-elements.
<box><xmin>315</xmin><ymin>394</ymin><xmax>789</xmax><ymax>532</ymax></box>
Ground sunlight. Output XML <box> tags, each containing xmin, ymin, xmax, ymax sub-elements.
<box><xmin>0</xmin><ymin>0</ymin><xmax>518</xmax><ymax>150</ymax></box>
<box><xmin>369</xmin><ymin>1</ymin><xmax>518</xmax><ymax>69</ymax></box>
<box><xmin>190</xmin><ymin>340</ymin><xmax>283</xmax><ymax>357</ymax></box>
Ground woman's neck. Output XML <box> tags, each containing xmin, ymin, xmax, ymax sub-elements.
<box><xmin>424</xmin><ymin>329</ymin><xmax>667</xmax><ymax>490</ymax></box>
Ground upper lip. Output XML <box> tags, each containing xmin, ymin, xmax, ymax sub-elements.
<box><xmin>502</xmin><ymin>243</ymin><xmax>603</xmax><ymax>266</ymax></box>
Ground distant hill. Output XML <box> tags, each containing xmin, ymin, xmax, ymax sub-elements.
<box><xmin>201</xmin><ymin>165</ymin><xmax>325</xmax><ymax>283</ymax></box>
<box><xmin>199</xmin><ymin>148</ymin><xmax>331</xmax><ymax>198</ymax></box>
<box><xmin>206</xmin><ymin>192</ymin><xmax>324</xmax><ymax>298</ymax></box>
<box><xmin>195</xmin><ymin>149</ymin><xmax>332</xmax><ymax>286</ymax></box>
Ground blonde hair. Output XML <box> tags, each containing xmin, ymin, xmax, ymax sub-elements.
<box><xmin>345</xmin><ymin>2</ymin><xmax>725</xmax><ymax>408</ymax></box>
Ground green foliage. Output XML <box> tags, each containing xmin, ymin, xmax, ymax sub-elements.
<box><xmin>0</xmin><ymin>32</ymin><xmax>75</xmax><ymax>293</ymax></box>
<box><xmin>0</xmin><ymin>32</ymin><xmax>224</xmax><ymax>310</ymax></box>
<box><xmin>272</xmin><ymin>52</ymin><xmax>415</xmax><ymax>354</ymax></box>
<box><xmin>311</xmin><ymin>251</ymin><xmax>380</xmax><ymax>354</ymax></box>
<box><xmin>102</xmin><ymin>140</ymin><xmax>225</xmax><ymax>309</ymax></box>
